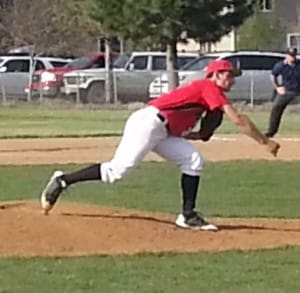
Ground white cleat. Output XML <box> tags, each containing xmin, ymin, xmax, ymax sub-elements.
<box><xmin>175</xmin><ymin>213</ymin><xmax>218</xmax><ymax>231</ymax></box>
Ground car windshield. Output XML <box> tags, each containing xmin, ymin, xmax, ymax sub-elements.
<box><xmin>65</xmin><ymin>56</ymin><xmax>94</xmax><ymax>69</ymax></box>
<box><xmin>50</xmin><ymin>61</ymin><xmax>70</xmax><ymax>68</ymax></box>
<box><xmin>177</xmin><ymin>56</ymin><xmax>197</xmax><ymax>68</ymax></box>
<box><xmin>180</xmin><ymin>56</ymin><xmax>218</xmax><ymax>71</ymax></box>
<box><xmin>65</xmin><ymin>55</ymin><xmax>125</xmax><ymax>69</ymax></box>
<box><xmin>112</xmin><ymin>55</ymin><xmax>129</xmax><ymax>68</ymax></box>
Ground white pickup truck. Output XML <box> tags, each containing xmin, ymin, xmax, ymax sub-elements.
<box><xmin>62</xmin><ymin>51</ymin><xmax>198</xmax><ymax>103</ymax></box>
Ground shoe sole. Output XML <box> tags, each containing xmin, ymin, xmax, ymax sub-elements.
<box><xmin>41</xmin><ymin>170</ymin><xmax>63</xmax><ymax>214</ymax></box>
<box><xmin>176</xmin><ymin>222</ymin><xmax>219</xmax><ymax>231</ymax></box>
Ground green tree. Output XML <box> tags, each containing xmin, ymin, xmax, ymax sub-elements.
<box><xmin>90</xmin><ymin>0</ymin><xmax>254</xmax><ymax>91</ymax></box>
<box><xmin>46</xmin><ymin>0</ymin><xmax>102</xmax><ymax>55</ymax></box>
<box><xmin>237</xmin><ymin>2</ymin><xmax>286</xmax><ymax>50</ymax></box>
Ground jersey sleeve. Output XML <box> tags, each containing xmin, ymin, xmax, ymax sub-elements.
<box><xmin>202</xmin><ymin>82</ymin><xmax>230</xmax><ymax>111</ymax></box>
<box><xmin>271</xmin><ymin>62</ymin><xmax>283</xmax><ymax>77</ymax></box>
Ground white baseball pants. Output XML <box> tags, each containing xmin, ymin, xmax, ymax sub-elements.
<box><xmin>100</xmin><ymin>106</ymin><xmax>204</xmax><ymax>183</ymax></box>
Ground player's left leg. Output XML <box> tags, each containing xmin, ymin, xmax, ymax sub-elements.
<box><xmin>153</xmin><ymin>137</ymin><xmax>218</xmax><ymax>231</ymax></box>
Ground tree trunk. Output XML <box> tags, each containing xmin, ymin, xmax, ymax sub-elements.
<box><xmin>166</xmin><ymin>41</ymin><xmax>179</xmax><ymax>92</ymax></box>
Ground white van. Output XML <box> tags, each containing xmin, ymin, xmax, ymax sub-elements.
<box><xmin>148</xmin><ymin>51</ymin><xmax>287</xmax><ymax>103</ymax></box>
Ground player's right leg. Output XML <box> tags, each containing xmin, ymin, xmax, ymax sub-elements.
<box><xmin>40</xmin><ymin>106</ymin><xmax>168</xmax><ymax>213</ymax></box>
<box><xmin>265</xmin><ymin>92</ymin><xmax>295</xmax><ymax>137</ymax></box>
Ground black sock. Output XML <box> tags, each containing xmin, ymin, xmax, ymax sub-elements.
<box><xmin>181</xmin><ymin>173</ymin><xmax>200</xmax><ymax>217</ymax></box>
<box><xmin>61</xmin><ymin>164</ymin><xmax>102</xmax><ymax>186</ymax></box>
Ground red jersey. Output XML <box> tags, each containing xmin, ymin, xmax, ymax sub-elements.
<box><xmin>148</xmin><ymin>79</ymin><xmax>229</xmax><ymax>136</ymax></box>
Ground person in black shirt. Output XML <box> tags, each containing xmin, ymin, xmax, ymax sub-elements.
<box><xmin>265</xmin><ymin>48</ymin><xmax>300</xmax><ymax>137</ymax></box>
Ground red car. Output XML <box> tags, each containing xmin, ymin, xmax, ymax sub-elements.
<box><xmin>26</xmin><ymin>52</ymin><xmax>119</xmax><ymax>97</ymax></box>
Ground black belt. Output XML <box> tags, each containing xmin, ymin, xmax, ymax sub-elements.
<box><xmin>157</xmin><ymin>112</ymin><xmax>167</xmax><ymax>123</ymax></box>
<box><xmin>156</xmin><ymin>112</ymin><xmax>170</xmax><ymax>132</ymax></box>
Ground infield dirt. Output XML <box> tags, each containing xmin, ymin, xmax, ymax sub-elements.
<box><xmin>0</xmin><ymin>136</ymin><xmax>300</xmax><ymax>257</ymax></box>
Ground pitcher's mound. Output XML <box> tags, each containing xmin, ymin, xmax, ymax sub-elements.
<box><xmin>1</xmin><ymin>201</ymin><xmax>300</xmax><ymax>257</ymax></box>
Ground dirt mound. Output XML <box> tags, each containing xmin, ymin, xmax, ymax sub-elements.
<box><xmin>1</xmin><ymin>201</ymin><xmax>300</xmax><ymax>257</ymax></box>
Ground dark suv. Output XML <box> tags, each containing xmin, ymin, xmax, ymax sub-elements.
<box><xmin>26</xmin><ymin>52</ymin><xmax>119</xmax><ymax>98</ymax></box>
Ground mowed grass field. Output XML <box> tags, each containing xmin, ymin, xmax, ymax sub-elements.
<box><xmin>0</xmin><ymin>102</ymin><xmax>300</xmax><ymax>137</ymax></box>
<box><xmin>0</xmin><ymin>104</ymin><xmax>299</xmax><ymax>292</ymax></box>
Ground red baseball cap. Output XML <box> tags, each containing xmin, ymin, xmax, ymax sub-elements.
<box><xmin>205</xmin><ymin>60</ymin><xmax>242</xmax><ymax>77</ymax></box>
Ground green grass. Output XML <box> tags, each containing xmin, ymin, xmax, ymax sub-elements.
<box><xmin>0</xmin><ymin>247</ymin><xmax>299</xmax><ymax>293</ymax></box>
<box><xmin>0</xmin><ymin>103</ymin><xmax>299</xmax><ymax>293</ymax></box>
<box><xmin>0</xmin><ymin>104</ymin><xmax>300</xmax><ymax>137</ymax></box>
<box><xmin>218</xmin><ymin>110</ymin><xmax>300</xmax><ymax>135</ymax></box>
<box><xmin>0</xmin><ymin>161</ymin><xmax>299</xmax><ymax>218</ymax></box>
<box><xmin>0</xmin><ymin>161</ymin><xmax>299</xmax><ymax>292</ymax></box>
<box><xmin>0</xmin><ymin>106</ymin><xmax>130</xmax><ymax>137</ymax></box>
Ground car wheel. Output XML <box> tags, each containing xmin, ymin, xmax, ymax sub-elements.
<box><xmin>86</xmin><ymin>81</ymin><xmax>106</xmax><ymax>104</ymax></box>
<box><xmin>78</xmin><ymin>89</ymin><xmax>88</xmax><ymax>103</ymax></box>
<box><xmin>53</xmin><ymin>87</ymin><xmax>61</xmax><ymax>98</ymax></box>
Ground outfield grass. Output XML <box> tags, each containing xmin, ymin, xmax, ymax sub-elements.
<box><xmin>219</xmin><ymin>110</ymin><xmax>300</xmax><ymax>135</ymax></box>
<box><xmin>0</xmin><ymin>247</ymin><xmax>299</xmax><ymax>293</ymax></box>
<box><xmin>0</xmin><ymin>104</ymin><xmax>300</xmax><ymax>137</ymax></box>
<box><xmin>0</xmin><ymin>106</ymin><xmax>130</xmax><ymax>137</ymax></box>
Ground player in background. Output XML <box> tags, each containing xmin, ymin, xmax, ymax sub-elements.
<box><xmin>265</xmin><ymin>47</ymin><xmax>300</xmax><ymax>137</ymax></box>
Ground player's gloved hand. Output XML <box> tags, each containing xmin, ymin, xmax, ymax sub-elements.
<box><xmin>266</xmin><ymin>139</ymin><xmax>280</xmax><ymax>157</ymax></box>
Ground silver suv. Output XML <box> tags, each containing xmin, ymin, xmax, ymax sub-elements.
<box><xmin>149</xmin><ymin>51</ymin><xmax>287</xmax><ymax>103</ymax></box>
<box><xmin>62</xmin><ymin>51</ymin><xmax>198</xmax><ymax>103</ymax></box>
<box><xmin>0</xmin><ymin>55</ymin><xmax>70</xmax><ymax>99</ymax></box>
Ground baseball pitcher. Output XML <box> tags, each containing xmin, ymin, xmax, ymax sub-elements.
<box><xmin>40</xmin><ymin>60</ymin><xmax>280</xmax><ymax>231</ymax></box>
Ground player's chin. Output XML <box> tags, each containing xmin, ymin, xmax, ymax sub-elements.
<box><xmin>222</xmin><ymin>86</ymin><xmax>231</xmax><ymax>92</ymax></box>
<box><xmin>224</xmin><ymin>84</ymin><xmax>234</xmax><ymax>92</ymax></box>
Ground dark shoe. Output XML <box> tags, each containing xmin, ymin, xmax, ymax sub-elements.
<box><xmin>41</xmin><ymin>171</ymin><xmax>67</xmax><ymax>214</ymax></box>
<box><xmin>265</xmin><ymin>132</ymin><xmax>274</xmax><ymax>138</ymax></box>
<box><xmin>175</xmin><ymin>211</ymin><xmax>218</xmax><ymax>231</ymax></box>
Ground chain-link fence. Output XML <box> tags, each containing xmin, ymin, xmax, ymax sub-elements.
<box><xmin>0</xmin><ymin>69</ymin><xmax>298</xmax><ymax>106</ymax></box>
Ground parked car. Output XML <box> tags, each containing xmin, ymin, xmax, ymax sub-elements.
<box><xmin>25</xmin><ymin>52</ymin><xmax>121</xmax><ymax>98</ymax></box>
<box><xmin>0</xmin><ymin>55</ymin><xmax>70</xmax><ymax>98</ymax></box>
<box><xmin>62</xmin><ymin>51</ymin><xmax>198</xmax><ymax>103</ymax></box>
<box><xmin>148</xmin><ymin>51</ymin><xmax>288</xmax><ymax>103</ymax></box>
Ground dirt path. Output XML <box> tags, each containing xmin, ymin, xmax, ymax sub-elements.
<box><xmin>0</xmin><ymin>135</ymin><xmax>299</xmax><ymax>164</ymax></box>
<box><xmin>0</xmin><ymin>136</ymin><xmax>300</xmax><ymax>257</ymax></box>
